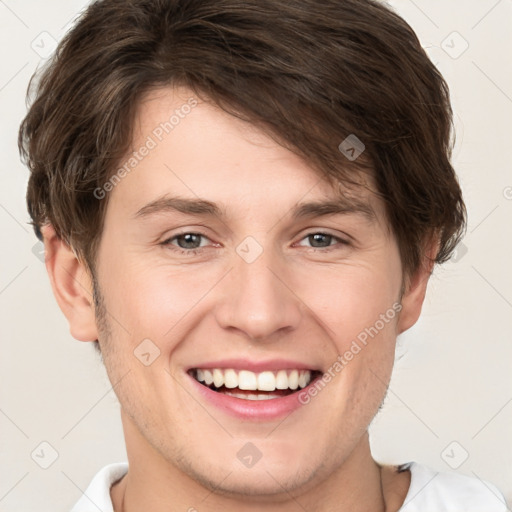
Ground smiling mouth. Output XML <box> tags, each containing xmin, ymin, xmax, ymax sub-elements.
<box><xmin>189</xmin><ymin>368</ymin><xmax>322</xmax><ymax>400</ymax></box>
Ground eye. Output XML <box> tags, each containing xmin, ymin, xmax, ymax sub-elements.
<box><xmin>296</xmin><ymin>232</ymin><xmax>349</xmax><ymax>251</ymax></box>
<box><xmin>160</xmin><ymin>230</ymin><xmax>350</xmax><ymax>257</ymax></box>
<box><xmin>161</xmin><ymin>232</ymin><xmax>212</xmax><ymax>255</ymax></box>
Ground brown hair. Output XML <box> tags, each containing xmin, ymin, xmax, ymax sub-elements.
<box><xmin>19</xmin><ymin>0</ymin><xmax>466</xmax><ymax>279</ymax></box>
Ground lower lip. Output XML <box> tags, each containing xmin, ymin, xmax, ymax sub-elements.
<box><xmin>187</xmin><ymin>372</ymin><xmax>318</xmax><ymax>421</ymax></box>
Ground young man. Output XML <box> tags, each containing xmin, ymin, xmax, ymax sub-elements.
<box><xmin>18</xmin><ymin>0</ymin><xmax>507</xmax><ymax>510</ymax></box>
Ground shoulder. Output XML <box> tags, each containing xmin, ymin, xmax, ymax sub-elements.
<box><xmin>398</xmin><ymin>461</ymin><xmax>508</xmax><ymax>512</ymax></box>
<box><xmin>70</xmin><ymin>462</ymin><xmax>128</xmax><ymax>512</ymax></box>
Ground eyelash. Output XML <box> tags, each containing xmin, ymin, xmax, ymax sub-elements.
<box><xmin>160</xmin><ymin>231</ymin><xmax>350</xmax><ymax>256</ymax></box>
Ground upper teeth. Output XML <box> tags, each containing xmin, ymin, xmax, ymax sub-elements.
<box><xmin>195</xmin><ymin>369</ymin><xmax>312</xmax><ymax>391</ymax></box>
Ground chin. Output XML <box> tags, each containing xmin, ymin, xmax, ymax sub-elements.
<box><xmin>189</xmin><ymin>463</ymin><xmax>317</xmax><ymax>500</ymax></box>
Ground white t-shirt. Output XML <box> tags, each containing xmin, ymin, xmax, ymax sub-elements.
<box><xmin>70</xmin><ymin>461</ymin><xmax>508</xmax><ymax>512</ymax></box>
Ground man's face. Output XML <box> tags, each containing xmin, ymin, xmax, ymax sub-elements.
<box><xmin>93</xmin><ymin>86</ymin><xmax>405</xmax><ymax>495</ymax></box>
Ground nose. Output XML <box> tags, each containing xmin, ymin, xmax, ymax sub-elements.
<box><xmin>215</xmin><ymin>244</ymin><xmax>302</xmax><ymax>342</ymax></box>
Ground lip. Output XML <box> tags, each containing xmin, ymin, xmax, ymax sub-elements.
<box><xmin>186</xmin><ymin>362</ymin><xmax>322</xmax><ymax>421</ymax></box>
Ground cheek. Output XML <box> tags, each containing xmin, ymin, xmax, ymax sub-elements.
<box><xmin>301</xmin><ymin>262</ymin><xmax>402</xmax><ymax>346</ymax></box>
<box><xmin>98</xmin><ymin>254</ymin><xmax>209</xmax><ymax>340</ymax></box>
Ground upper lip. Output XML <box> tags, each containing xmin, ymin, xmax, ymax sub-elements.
<box><xmin>187</xmin><ymin>359</ymin><xmax>320</xmax><ymax>373</ymax></box>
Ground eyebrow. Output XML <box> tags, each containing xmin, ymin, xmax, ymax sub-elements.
<box><xmin>134</xmin><ymin>195</ymin><xmax>375</xmax><ymax>222</ymax></box>
<box><xmin>292</xmin><ymin>198</ymin><xmax>375</xmax><ymax>222</ymax></box>
<box><xmin>135</xmin><ymin>196</ymin><xmax>226</xmax><ymax>219</ymax></box>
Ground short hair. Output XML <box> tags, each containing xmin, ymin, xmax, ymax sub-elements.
<box><xmin>18</xmin><ymin>0</ymin><xmax>466</xmax><ymax>278</ymax></box>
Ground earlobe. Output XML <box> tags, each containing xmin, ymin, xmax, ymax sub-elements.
<box><xmin>41</xmin><ymin>224</ymin><xmax>99</xmax><ymax>342</ymax></box>
<box><xmin>396</xmin><ymin>238</ymin><xmax>438</xmax><ymax>335</ymax></box>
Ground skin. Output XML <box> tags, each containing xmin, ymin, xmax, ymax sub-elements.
<box><xmin>42</xmin><ymin>86</ymin><xmax>436</xmax><ymax>511</ymax></box>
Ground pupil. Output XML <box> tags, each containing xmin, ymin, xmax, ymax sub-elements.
<box><xmin>310</xmin><ymin>233</ymin><xmax>331</xmax><ymax>247</ymax></box>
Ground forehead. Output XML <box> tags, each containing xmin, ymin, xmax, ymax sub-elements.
<box><xmin>110</xmin><ymin>85</ymin><xmax>386</xmax><ymax>228</ymax></box>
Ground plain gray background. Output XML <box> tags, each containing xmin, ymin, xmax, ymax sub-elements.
<box><xmin>1</xmin><ymin>0</ymin><xmax>511</xmax><ymax>510</ymax></box>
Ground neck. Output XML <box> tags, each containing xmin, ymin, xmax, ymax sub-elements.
<box><xmin>112</xmin><ymin>414</ymin><xmax>389</xmax><ymax>512</ymax></box>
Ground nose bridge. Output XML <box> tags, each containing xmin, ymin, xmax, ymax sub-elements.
<box><xmin>216</xmin><ymin>237</ymin><xmax>301</xmax><ymax>341</ymax></box>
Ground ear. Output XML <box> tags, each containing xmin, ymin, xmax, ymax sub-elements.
<box><xmin>396</xmin><ymin>236</ymin><xmax>439</xmax><ymax>335</ymax></box>
<box><xmin>41</xmin><ymin>224</ymin><xmax>99</xmax><ymax>342</ymax></box>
